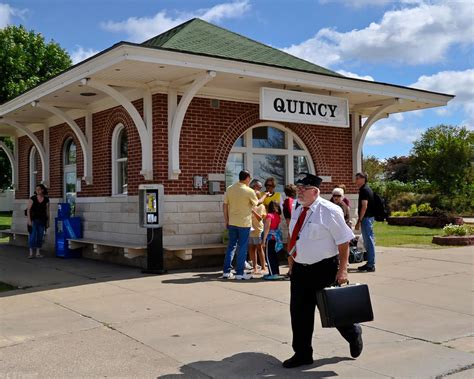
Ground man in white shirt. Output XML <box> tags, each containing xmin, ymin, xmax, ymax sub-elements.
<box><xmin>282</xmin><ymin>173</ymin><xmax>364</xmax><ymax>369</ymax></box>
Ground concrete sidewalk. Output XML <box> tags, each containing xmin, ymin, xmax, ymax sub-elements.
<box><xmin>0</xmin><ymin>243</ymin><xmax>473</xmax><ymax>378</ymax></box>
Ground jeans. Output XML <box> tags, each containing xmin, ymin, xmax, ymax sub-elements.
<box><xmin>223</xmin><ymin>225</ymin><xmax>251</xmax><ymax>275</ymax></box>
<box><xmin>361</xmin><ymin>217</ymin><xmax>376</xmax><ymax>266</ymax></box>
<box><xmin>29</xmin><ymin>219</ymin><xmax>45</xmax><ymax>249</ymax></box>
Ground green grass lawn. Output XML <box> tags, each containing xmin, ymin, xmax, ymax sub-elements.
<box><xmin>373</xmin><ymin>222</ymin><xmax>443</xmax><ymax>248</ymax></box>
<box><xmin>0</xmin><ymin>211</ymin><xmax>12</xmax><ymax>243</ymax></box>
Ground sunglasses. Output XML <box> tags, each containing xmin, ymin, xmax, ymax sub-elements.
<box><xmin>333</xmin><ymin>194</ymin><xmax>342</xmax><ymax>197</ymax></box>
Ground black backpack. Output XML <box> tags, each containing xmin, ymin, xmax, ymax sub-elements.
<box><xmin>373</xmin><ymin>192</ymin><xmax>388</xmax><ymax>222</ymax></box>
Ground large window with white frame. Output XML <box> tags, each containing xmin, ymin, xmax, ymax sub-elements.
<box><xmin>112</xmin><ymin>124</ymin><xmax>128</xmax><ymax>195</ymax></box>
<box><xmin>29</xmin><ymin>146</ymin><xmax>38</xmax><ymax>196</ymax></box>
<box><xmin>225</xmin><ymin>123</ymin><xmax>314</xmax><ymax>192</ymax></box>
<box><xmin>63</xmin><ymin>138</ymin><xmax>77</xmax><ymax>205</ymax></box>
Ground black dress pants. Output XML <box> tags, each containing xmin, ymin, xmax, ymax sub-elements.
<box><xmin>290</xmin><ymin>256</ymin><xmax>359</xmax><ymax>358</ymax></box>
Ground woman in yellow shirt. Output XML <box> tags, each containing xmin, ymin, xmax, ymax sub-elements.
<box><xmin>263</xmin><ymin>177</ymin><xmax>283</xmax><ymax>210</ymax></box>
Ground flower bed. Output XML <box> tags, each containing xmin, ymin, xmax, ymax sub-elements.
<box><xmin>432</xmin><ymin>235</ymin><xmax>474</xmax><ymax>246</ymax></box>
<box><xmin>432</xmin><ymin>224</ymin><xmax>474</xmax><ymax>245</ymax></box>
<box><xmin>387</xmin><ymin>216</ymin><xmax>463</xmax><ymax>228</ymax></box>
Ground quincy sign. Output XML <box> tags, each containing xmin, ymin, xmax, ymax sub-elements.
<box><xmin>260</xmin><ymin>87</ymin><xmax>349</xmax><ymax>128</ymax></box>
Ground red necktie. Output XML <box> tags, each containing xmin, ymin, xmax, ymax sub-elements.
<box><xmin>288</xmin><ymin>207</ymin><xmax>309</xmax><ymax>258</ymax></box>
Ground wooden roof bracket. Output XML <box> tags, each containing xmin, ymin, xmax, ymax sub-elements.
<box><xmin>352</xmin><ymin>98</ymin><xmax>401</xmax><ymax>175</ymax></box>
<box><xmin>0</xmin><ymin>117</ymin><xmax>49</xmax><ymax>187</ymax></box>
<box><xmin>81</xmin><ymin>78</ymin><xmax>154</xmax><ymax>181</ymax></box>
<box><xmin>168</xmin><ymin>70</ymin><xmax>216</xmax><ymax>180</ymax></box>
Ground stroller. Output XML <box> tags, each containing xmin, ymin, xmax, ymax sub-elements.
<box><xmin>349</xmin><ymin>236</ymin><xmax>367</xmax><ymax>264</ymax></box>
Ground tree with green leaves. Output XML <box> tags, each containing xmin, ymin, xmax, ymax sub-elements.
<box><xmin>0</xmin><ymin>25</ymin><xmax>71</xmax><ymax>104</ymax></box>
<box><xmin>0</xmin><ymin>25</ymin><xmax>71</xmax><ymax>188</ymax></box>
<box><xmin>411</xmin><ymin>125</ymin><xmax>473</xmax><ymax>212</ymax></box>
<box><xmin>385</xmin><ymin>155</ymin><xmax>415</xmax><ymax>183</ymax></box>
<box><xmin>0</xmin><ymin>137</ymin><xmax>13</xmax><ymax>190</ymax></box>
<box><xmin>362</xmin><ymin>155</ymin><xmax>385</xmax><ymax>181</ymax></box>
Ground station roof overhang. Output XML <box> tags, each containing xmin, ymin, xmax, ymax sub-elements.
<box><xmin>0</xmin><ymin>42</ymin><xmax>455</xmax><ymax>137</ymax></box>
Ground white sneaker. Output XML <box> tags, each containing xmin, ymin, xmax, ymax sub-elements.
<box><xmin>245</xmin><ymin>261</ymin><xmax>253</xmax><ymax>270</ymax></box>
<box><xmin>235</xmin><ymin>273</ymin><xmax>253</xmax><ymax>280</ymax></box>
<box><xmin>221</xmin><ymin>272</ymin><xmax>234</xmax><ymax>279</ymax></box>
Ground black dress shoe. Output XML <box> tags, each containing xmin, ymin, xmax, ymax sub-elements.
<box><xmin>357</xmin><ymin>264</ymin><xmax>375</xmax><ymax>272</ymax></box>
<box><xmin>282</xmin><ymin>354</ymin><xmax>313</xmax><ymax>368</ymax></box>
<box><xmin>350</xmin><ymin>325</ymin><xmax>363</xmax><ymax>358</ymax></box>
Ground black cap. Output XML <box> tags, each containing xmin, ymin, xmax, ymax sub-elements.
<box><xmin>296</xmin><ymin>172</ymin><xmax>323</xmax><ymax>188</ymax></box>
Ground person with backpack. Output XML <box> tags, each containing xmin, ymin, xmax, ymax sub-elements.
<box><xmin>355</xmin><ymin>172</ymin><xmax>376</xmax><ymax>272</ymax></box>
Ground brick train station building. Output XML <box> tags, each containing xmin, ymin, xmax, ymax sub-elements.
<box><xmin>0</xmin><ymin>19</ymin><xmax>453</xmax><ymax>267</ymax></box>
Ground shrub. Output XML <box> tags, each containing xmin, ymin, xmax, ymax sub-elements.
<box><xmin>391</xmin><ymin>210</ymin><xmax>409</xmax><ymax>217</ymax></box>
<box><xmin>389</xmin><ymin>193</ymin><xmax>417</xmax><ymax>212</ymax></box>
<box><xmin>390</xmin><ymin>203</ymin><xmax>434</xmax><ymax>217</ymax></box>
<box><xmin>369</xmin><ymin>180</ymin><xmax>414</xmax><ymax>203</ymax></box>
<box><xmin>389</xmin><ymin>193</ymin><xmax>436</xmax><ymax>213</ymax></box>
<box><xmin>416</xmin><ymin>203</ymin><xmax>434</xmax><ymax>216</ymax></box>
<box><xmin>407</xmin><ymin>204</ymin><xmax>418</xmax><ymax>216</ymax></box>
<box><xmin>443</xmin><ymin>224</ymin><xmax>474</xmax><ymax>236</ymax></box>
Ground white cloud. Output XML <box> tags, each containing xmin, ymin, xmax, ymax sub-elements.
<box><xmin>365</xmin><ymin>119</ymin><xmax>424</xmax><ymax>146</ymax></box>
<box><xmin>283</xmin><ymin>1</ymin><xmax>474</xmax><ymax>67</ymax></box>
<box><xmin>319</xmin><ymin>0</ymin><xmax>392</xmax><ymax>7</ymax></box>
<box><xmin>101</xmin><ymin>0</ymin><xmax>251</xmax><ymax>42</ymax></box>
<box><xmin>0</xmin><ymin>3</ymin><xmax>12</xmax><ymax>27</ymax></box>
<box><xmin>0</xmin><ymin>3</ymin><xmax>27</xmax><ymax>28</ymax></box>
<box><xmin>337</xmin><ymin>69</ymin><xmax>374</xmax><ymax>81</ymax></box>
<box><xmin>70</xmin><ymin>46</ymin><xmax>100</xmax><ymax>64</ymax></box>
<box><xmin>391</xmin><ymin>113</ymin><xmax>404</xmax><ymax>122</ymax></box>
<box><xmin>411</xmin><ymin>69</ymin><xmax>474</xmax><ymax>127</ymax></box>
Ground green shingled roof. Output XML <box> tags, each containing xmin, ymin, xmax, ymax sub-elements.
<box><xmin>141</xmin><ymin>18</ymin><xmax>340</xmax><ymax>76</ymax></box>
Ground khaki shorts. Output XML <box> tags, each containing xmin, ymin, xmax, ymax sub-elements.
<box><xmin>249</xmin><ymin>236</ymin><xmax>262</xmax><ymax>245</ymax></box>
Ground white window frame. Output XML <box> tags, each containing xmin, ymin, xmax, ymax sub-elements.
<box><xmin>111</xmin><ymin>123</ymin><xmax>128</xmax><ymax>196</ymax></box>
<box><xmin>228</xmin><ymin>122</ymin><xmax>315</xmax><ymax>187</ymax></box>
<box><xmin>29</xmin><ymin>146</ymin><xmax>38</xmax><ymax>196</ymax></box>
<box><xmin>63</xmin><ymin>138</ymin><xmax>77</xmax><ymax>201</ymax></box>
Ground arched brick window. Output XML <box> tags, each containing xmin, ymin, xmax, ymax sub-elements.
<box><xmin>63</xmin><ymin>138</ymin><xmax>77</xmax><ymax>204</ymax></box>
<box><xmin>225</xmin><ymin>122</ymin><xmax>315</xmax><ymax>191</ymax></box>
<box><xmin>111</xmin><ymin>123</ymin><xmax>128</xmax><ymax>195</ymax></box>
<box><xmin>29</xmin><ymin>147</ymin><xmax>38</xmax><ymax>196</ymax></box>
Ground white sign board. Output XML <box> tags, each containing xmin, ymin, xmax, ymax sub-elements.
<box><xmin>260</xmin><ymin>87</ymin><xmax>349</xmax><ymax>128</ymax></box>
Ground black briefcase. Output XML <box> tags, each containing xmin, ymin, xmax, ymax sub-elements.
<box><xmin>316</xmin><ymin>283</ymin><xmax>374</xmax><ymax>328</ymax></box>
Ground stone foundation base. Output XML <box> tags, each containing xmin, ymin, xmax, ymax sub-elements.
<box><xmin>387</xmin><ymin>216</ymin><xmax>464</xmax><ymax>228</ymax></box>
<box><xmin>432</xmin><ymin>235</ymin><xmax>474</xmax><ymax>246</ymax></box>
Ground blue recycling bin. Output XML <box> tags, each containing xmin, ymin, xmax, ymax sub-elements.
<box><xmin>57</xmin><ymin>202</ymin><xmax>71</xmax><ymax>219</ymax></box>
<box><xmin>55</xmin><ymin>202</ymin><xmax>82</xmax><ymax>258</ymax></box>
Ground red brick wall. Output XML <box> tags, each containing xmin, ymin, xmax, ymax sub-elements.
<box><xmin>16</xmin><ymin>95</ymin><xmax>357</xmax><ymax>199</ymax></box>
<box><xmin>79</xmin><ymin>102</ymin><xmax>143</xmax><ymax>197</ymax></box>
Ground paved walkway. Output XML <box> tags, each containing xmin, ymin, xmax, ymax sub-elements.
<box><xmin>0</xmin><ymin>243</ymin><xmax>473</xmax><ymax>378</ymax></box>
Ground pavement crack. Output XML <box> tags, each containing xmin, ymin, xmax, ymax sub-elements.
<box><xmin>52</xmin><ymin>301</ymin><xmax>187</xmax><ymax>368</ymax></box>
<box><xmin>436</xmin><ymin>363</ymin><xmax>474</xmax><ymax>378</ymax></box>
<box><xmin>369</xmin><ymin>292</ymin><xmax>473</xmax><ymax>316</ymax></box>
<box><xmin>406</xmin><ymin>256</ymin><xmax>473</xmax><ymax>266</ymax></box>
<box><xmin>441</xmin><ymin>334</ymin><xmax>474</xmax><ymax>344</ymax></box>
<box><xmin>110</xmin><ymin>281</ymin><xmax>291</xmax><ymax>346</ymax></box>
<box><xmin>364</xmin><ymin>324</ymin><xmax>449</xmax><ymax>347</ymax></box>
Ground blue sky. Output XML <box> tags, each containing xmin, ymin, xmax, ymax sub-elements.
<box><xmin>2</xmin><ymin>0</ymin><xmax>473</xmax><ymax>160</ymax></box>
